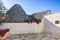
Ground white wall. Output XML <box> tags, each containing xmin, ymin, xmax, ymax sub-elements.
<box><xmin>0</xmin><ymin>23</ymin><xmax>44</xmax><ymax>34</ymax></box>
<box><xmin>43</xmin><ymin>13</ymin><xmax>60</xmax><ymax>35</ymax></box>
<box><xmin>44</xmin><ymin>13</ymin><xmax>60</xmax><ymax>27</ymax></box>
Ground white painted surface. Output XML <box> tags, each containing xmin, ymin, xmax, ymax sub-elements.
<box><xmin>43</xmin><ymin>13</ymin><xmax>60</xmax><ymax>35</ymax></box>
<box><xmin>0</xmin><ymin>23</ymin><xmax>44</xmax><ymax>34</ymax></box>
<box><xmin>44</xmin><ymin>13</ymin><xmax>60</xmax><ymax>27</ymax></box>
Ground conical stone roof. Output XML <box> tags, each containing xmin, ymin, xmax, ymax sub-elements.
<box><xmin>5</xmin><ymin>4</ymin><xmax>29</xmax><ymax>22</ymax></box>
<box><xmin>32</xmin><ymin>10</ymin><xmax>51</xmax><ymax>20</ymax></box>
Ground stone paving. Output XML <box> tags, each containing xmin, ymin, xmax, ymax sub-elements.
<box><xmin>5</xmin><ymin>32</ymin><xmax>60</xmax><ymax>40</ymax></box>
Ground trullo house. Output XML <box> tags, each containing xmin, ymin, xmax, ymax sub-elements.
<box><xmin>0</xmin><ymin>4</ymin><xmax>51</xmax><ymax>35</ymax></box>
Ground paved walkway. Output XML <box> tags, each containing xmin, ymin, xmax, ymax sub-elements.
<box><xmin>5</xmin><ymin>32</ymin><xmax>60</xmax><ymax>40</ymax></box>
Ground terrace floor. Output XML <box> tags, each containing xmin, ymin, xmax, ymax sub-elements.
<box><xmin>5</xmin><ymin>32</ymin><xmax>60</xmax><ymax>40</ymax></box>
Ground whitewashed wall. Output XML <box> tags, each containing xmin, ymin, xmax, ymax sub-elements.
<box><xmin>43</xmin><ymin>13</ymin><xmax>60</xmax><ymax>35</ymax></box>
<box><xmin>44</xmin><ymin>13</ymin><xmax>60</xmax><ymax>27</ymax></box>
<box><xmin>0</xmin><ymin>23</ymin><xmax>44</xmax><ymax>34</ymax></box>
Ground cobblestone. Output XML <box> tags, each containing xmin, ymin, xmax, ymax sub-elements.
<box><xmin>5</xmin><ymin>32</ymin><xmax>60</xmax><ymax>40</ymax></box>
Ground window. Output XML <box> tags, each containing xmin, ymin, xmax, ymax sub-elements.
<box><xmin>55</xmin><ymin>20</ymin><xmax>59</xmax><ymax>24</ymax></box>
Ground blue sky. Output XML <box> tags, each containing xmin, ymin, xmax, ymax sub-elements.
<box><xmin>1</xmin><ymin>0</ymin><xmax>60</xmax><ymax>15</ymax></box>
